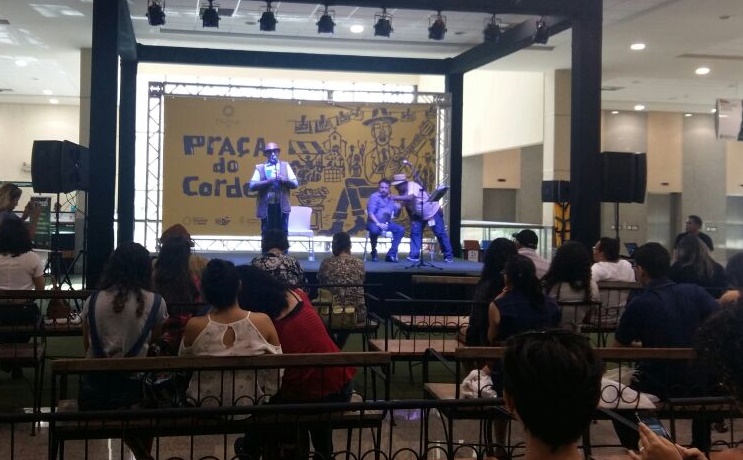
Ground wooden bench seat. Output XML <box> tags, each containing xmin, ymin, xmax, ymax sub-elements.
<box><xmin>368</xmin><ymin>338</ymin><xmax>461</xmax><ymax>357</ymax></box>
<box><xmin>49</xmin><ymin>352</ymin><xmax>391</xmax><ymax>460</ymax></box>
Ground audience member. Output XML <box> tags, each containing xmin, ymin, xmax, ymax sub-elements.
<box><xmin>486</xmin><ymin>254</ymin><xmax>561</xmax><ymax>458</ymax></box>
<box><xmin>512</xmin><ymin>229</ymin><xmax>550</xmax><ymax>278</ymax></box>
<box><xmin>503</xmin><ymin>330</ymin><xmax>603</xmax><ymax>460</ymax></box>
<box><xmin>591</xmin><ymin>237</ymin><xmax>635</xmax><ymax>282</ymax></box>
<box><xmin>542</xmin><ymin>241</ymin><xmax>599</xmax><ymax>330</ymax></box>
<box><xmin>152</xmin><ymin>235</ymin><xmax>204</xmax><ymax>355</ymax></box>
<box><xmin>612</xmin><ymin>242</ymin><xmax>720</xmax><ymax>453</ymax></box>
<box><xmin>317</xmin><ymin>232</ymin><xmax>366</xmax><ymax>347</ymax></box>
<box><xmin>719</xmin><ymin>253</ymin><xmax>743</xmax><ymax>308</ymax></box>
<box><xmin>629</xmin><ymin>303</ymin><xmax>743</xmax><ymax>460</ymax></box>
<box><xmin>674</xmin><ymin>215</ymin><xmax>713</xmax><ymax>252</ymax></box>
<box><xmin>670</xmin><ymin>234</ymin><xmax>726</xmax><ymax>299</ymax></box>
<box><xmin>78</xmin><ymin>242</ymin><xmax>168</xmax><ymax>460</ymax></box>
<box><xmin>236</xmin><ymin>265</ymin><xmax>355</xmax><ymax>460</ymax></box>
<box><xmin>0</xmin><ymin>183</ymin><xmax>41</xmax><ymax>238</ymax></box>
<box><xmin>251</xmin><ymin>228</ymin><xmax>305</xmax><ymax>286</ymax></box>
<box><xmin>0</xmin><ymin>218</ymin><xmax>45</xmax><ymax>378</ymax></box>
<box><xmin>159</xmin><ymin>224</ymin><xmax>209</xmax><ymax>278</ymax></box>
<box><xmin>465</xmin><ymin>238</ymin><xmax>517</xmax><ymax>347</ymax></box>
<box><xmin>179</xmin><ymin>260</ymin><xmax>281</xmax><ymax>408</ymax></box>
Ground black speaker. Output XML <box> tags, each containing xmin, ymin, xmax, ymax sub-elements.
<box><xmin>541</xmin><ymin>180</ymin><xmax>570</xmax><ymax>203</ymax></box>
<box><xmin>31</xmin><ymin>140</ymin><xmax>89</xmax><ymax>193</ymax></box>
<box><xmin>600</xmin><ymin>152</ymin><xmax>646</xmax><ymax>203</ymax></box>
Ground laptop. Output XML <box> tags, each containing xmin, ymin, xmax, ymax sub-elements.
<box><xmin>624</xmin><ymin>242</ymin><xmax>638</xmax><ymax>258</ymax></box>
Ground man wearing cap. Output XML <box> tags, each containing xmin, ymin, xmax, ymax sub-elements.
<box><xmin>512</xmin><ymin>229</ymin><xmax>550</xmax><ymax>278</ymax></box>
<box><xmin>391</xmin><ymin>173</ymin><xmax>453</xmax><ymax>263</ymax></box>
<box><xmin>249</xmin><ymin>142</ymin><xmax>298</xmax><ymax>237</ymax></box>
<box><xmin>363</xmin><ymin>108</ymin><xmax>405</xmax><ymax>184</ymax></box>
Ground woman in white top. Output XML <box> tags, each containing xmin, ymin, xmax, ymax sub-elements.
<box><xmin>180</xmin><ymin>259</ymin><xmax>281</xmax><ymax>408</ymax></box>
<box><xmin>0</xmin><ymin>218</ymin><xmax>45</xmax><ymax>377</ymax></box>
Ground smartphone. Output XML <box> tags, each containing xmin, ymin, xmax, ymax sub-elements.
<box><xmin>636</xmin><ymin>413</ymin><xmax>671</xmax><ymax>440</ymax></box>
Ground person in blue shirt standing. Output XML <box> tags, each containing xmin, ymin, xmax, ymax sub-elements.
<box><xmin>366</xmin><ymin>178</ymin><xmax>404</xmax><ymax>262</ymax></box>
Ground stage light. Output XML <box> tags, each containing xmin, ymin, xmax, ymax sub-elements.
<box><xmin>374</xmin><ymin>8</ymin><xmax>393</xmax><ymax>37</ymax></box>
<box><xmin>534</xmin><ymin>17</ymin><xmax>549</xmax><ymax>44</ymax></box>
<box><xmin>317</xmin><ymin>5</ymin><xmax>335</xmax><ymax>34</ymax></box>
<box><xmin>146</xmin><ymin>0</ymin><xmax>165</xmax><ymax>26</ymax></box>
<box><xmin>259</xmin><ymin>1</ymin><xmax>277</xmax><ymax>32</ymax></box>
<box><xmin>483</xmin><ymin>15</ymin><xmax>500</xmax><ymax>43</ymax></box>
<box><xmin>428</xmin><ymin>12</ymin><xmax>447</xmax><ymax>40</ymax></box>
<box><xmin>201</xmin><ymin>0</ymin><xmax>219</xmax><ymax>28</ymax></box>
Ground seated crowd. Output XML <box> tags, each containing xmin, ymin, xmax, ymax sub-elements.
<box><xmin>5</xmin><ymin>212</ymin><xmax>743</xmax><ymax>460</ymax></box>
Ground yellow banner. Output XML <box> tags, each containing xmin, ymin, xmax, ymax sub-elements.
<box><xmin>162</xmin><ymin>97</ymin><xmax>438</xmax><ymax>236</ymax></box>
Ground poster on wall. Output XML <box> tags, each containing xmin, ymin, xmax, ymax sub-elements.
<box><xmin>162</xmin><ymin>97</ymin><xmax>439</xmax><ymax>236</ymax></box>
<box><xmin>716</xmin><ymin>98</ymin><xmax>743</xmax><ymax>140</ymax></box>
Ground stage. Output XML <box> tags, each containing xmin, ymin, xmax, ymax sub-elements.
<box><xmin>198</xmin><ymin>250</ymin><xmax>483</xmax><ymax>300</ymax></box>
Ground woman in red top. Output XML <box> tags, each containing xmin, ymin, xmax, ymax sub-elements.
<box><xmin>236</xmin><ymin>265</ymin><xmax>355</xmax><ymax>459</ymax></box>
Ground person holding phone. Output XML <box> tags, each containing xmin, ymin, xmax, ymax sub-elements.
<box><xmin>0</xmin><ymin>183</ymin><xmax>41</xmax><ymax>238</ymax></box>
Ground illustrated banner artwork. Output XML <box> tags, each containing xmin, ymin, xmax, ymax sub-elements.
<box><xmin>162</xmin><ymin>97</ymin><xmax>439</xmax><ymax>236</ymax></box>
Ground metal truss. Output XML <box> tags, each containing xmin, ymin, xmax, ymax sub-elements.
<box><xmin>141</xmin><ymin>81</ymin><xmax>452</xmax><ymax>252</ymax></box>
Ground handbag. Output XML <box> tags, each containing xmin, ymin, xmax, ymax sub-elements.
<box><xmin>141</xmin><ymin>368</ymin><xmax>189</xmax><ymax>409</ymax></box>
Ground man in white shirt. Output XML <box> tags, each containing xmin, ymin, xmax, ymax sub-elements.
<box><xmin>591</xmin><ymin>237</ymin><xmax>635</xmax><ymax>282</ymax></box>
<box><xmin>512</xmin><ymin>229</ymin><xmax>550</xmax><ymax>279</ymax></box>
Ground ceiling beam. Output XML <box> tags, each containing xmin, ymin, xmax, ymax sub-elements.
<box><xmin>241</xmin><ymin>0</ymin><xmax>583</xmax><ymax>16</ymax></box>
<box><xmin>448</xmin><ymin>15</ymin><xmax>572</xmax><ymax>74</ymax></box>
<box><xmin>137</xmin><ymin>44</ymin><xmax>448</xmax><ymax>74</ymax></box>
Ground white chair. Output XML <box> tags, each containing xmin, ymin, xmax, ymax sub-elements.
<box><xmin>363</xmin><ymin>230</ymin><xmax>393</xmax><ymax>261</ymax></box>
<box><xmin>288</xmin><ymin>206</ymin><xmax>315</xmax><ymax>261</ymax></box>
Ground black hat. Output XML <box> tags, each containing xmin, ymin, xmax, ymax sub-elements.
<box><xmin>512</xmin><ymin>229</ymin><xmax>538</xmax><ymax>249</ymax></box>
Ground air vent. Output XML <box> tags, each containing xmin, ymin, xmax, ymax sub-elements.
<box><xmin>601</xmin><ymin>86</ymin><xmax>624</xmax><ymax>91</ymax></box>
<box><xmin>0</xmin><ymin>19</ymin><xmax>10</xmax><ymax>25</ymax></box>
<box><xmin>0</xmin><ymin>88</ymin><xmax>14</xmax><ymax>92</ymax></box>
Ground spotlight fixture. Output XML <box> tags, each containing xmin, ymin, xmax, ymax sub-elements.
<box><xmin>317</xmin><ymin>5</ymin><xmax>335</xmax><ymax>34</ymax></box>
<box><xmin>201</xmin><ymin>0</ymin><xmax>219</xmax><ymax>28</ymax></box>
<box><xmin>259</xmin><ymin>1</ymin><xmax>277</xmax><ymax>32</ymax></box>
<box><xmin>146</xmin><ymin>0</ymin><xmax>166</xmax><ymax>26</ymax></box>
<box><xmin>428</xmin><ymin>11</ymin><xmax>447</xmax><ymax>40</ymax></box>
<box><xmin>373</xmin><ymin>8</ymin><xmax>393</xmax><ymax>37</ymax></box>
<box><xmin>483</xmin><ymin>15</ymin><xmax>501</xmax><ymax>43</ymax></box>
<box><xmin>533</xmin><ymin>17</ymin><xmax>549</xmax><ymax>44</ymax></box>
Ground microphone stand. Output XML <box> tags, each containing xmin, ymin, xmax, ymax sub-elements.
<box><xmin>401</xmin><ymin>163</ymin><xmax>441</xmax><ymax>270</ymax></box>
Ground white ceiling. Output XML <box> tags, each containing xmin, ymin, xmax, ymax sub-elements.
<box><xmin>0</xmin><ymin>0</ymin><xmax>742</xmax><ymax>113</ymax></box>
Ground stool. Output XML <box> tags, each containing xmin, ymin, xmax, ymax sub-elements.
<box><xmin>363</xmin><ymin>230</ymin><xmax>393</xmax><ymax>261</ymax></box>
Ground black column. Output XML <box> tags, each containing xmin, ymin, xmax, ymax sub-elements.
<box><xmin>446</xmin><ymin>72</ymin><xmax>464</xmax><ymax>257</ymax></box>
<box><xmin>569</xmin><ymin>0</ymin><xmax>603</xmax><ymax>247</ymax></box>
<box><xmin>118</xmin><ymin>59</ymin><xmax>137</xmax><ymax>245</ymax></box>
<box><xmin>86</xmin><ymin>0</ymin><xmax>118</xmax><ymax>288</ymax></box>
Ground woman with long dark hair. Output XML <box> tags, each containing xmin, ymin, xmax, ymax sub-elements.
<box><xmin>542</xmin><ymin>241</ymin><xmax>599</xmax><ymax>303</ymax></box>
<box><xmin>236</xmin><ymin>265</ymin><xmax>355</xmax><ymax>460</ymax></box>
<box><xmin>465</xmin><ymin>238</ymin><xmax>517</xmax><ymax>346</ymax></box>
<box><xmin>486</xmin><ymin>254</ymin><xmax>561</xmax><ymax>457</ymax></box>
<box><xmin>720</xmin><ymin>253</ymin><xmax>743</xmax><ymax>308</ymax></box>
<box><xmin>152</xmin><ymin>235</ymin><xmax>203</xmax><ymax>354</ymax></box>
<box><xmin>79</xmin><ymin>242</ymin><xmax>168</xmax><ymax>460</ymax></box>
<box><xmin>670</xmin><ymin>234</ymin><xmax>726</xmax><ymax>299</ymax></box>
<box><xmin>488</xmin><ymin>254</ymin><xmax>561</xmax><ymax>345</ymax></box>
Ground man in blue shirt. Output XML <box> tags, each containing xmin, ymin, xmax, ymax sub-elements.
<box><xmin>612</xmin><ymin>242</ymin><xmax>720</xmax><ymax>453</ymax></box>
<box><xmin>366</xmin><ymin>179</ymin><xmax>404</xmax><ymax>262</ymax></box>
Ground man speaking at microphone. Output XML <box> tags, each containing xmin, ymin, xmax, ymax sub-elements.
<box><xmin>249</xmin><ymin>142</ymin><xmax>298</xmax><ymax>237</ymax></box>
<box><xmin>391</xmin><ymin>171</ymin><xmax>454</xmax><ymax>263</ymax></box>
